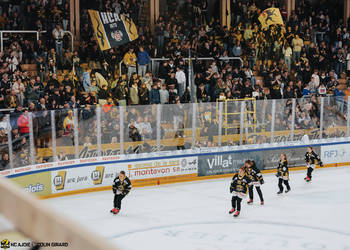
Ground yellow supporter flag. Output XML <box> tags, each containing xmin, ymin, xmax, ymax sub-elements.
<box><xmin>258</xmin><ymin>8</ymin><xmax>284</xmax><ymax>30</ymax></box>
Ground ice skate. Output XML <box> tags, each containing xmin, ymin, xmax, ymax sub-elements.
<box><xmin>229</xmin><ymin>208</ymin><xmax>235</xmax><ymax>214</ymax></box>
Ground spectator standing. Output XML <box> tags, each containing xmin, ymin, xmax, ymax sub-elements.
<box><xmin>129</xmin><ymin>81</ymin><xmax>139</xmax><ymax>105</ymax></box>
<box><xmin>149</xmin><ymin>83</ymin><xmax>160</xmax><ymax>104</ymax></box>
<box><xmin>52</xmin><ymin>23</ymin><xmax>64</xmax><ymax>58</ymax></box>
<box><xmin>159</xmin><ymin>83</ymin><xmax>169</xmax><ymax>104</ymax></box>
<box><xmin>175</xmin><ymin>66</ymin><xmax>186</xmax><ymax>98</ymax></box>
<box><xmin>137</xmin><ymin>47</ymin><xmax>150</xmax><ymax>77</ymax></box>
<box><xmin>123</xmin><ymin>48</ymin><xmax>137</xmax><ymax>80</ymax></box>
<box><xmin>292</xmin><ymin>34</ymin><xmax>303</xmax><ymax>62</ymax></box>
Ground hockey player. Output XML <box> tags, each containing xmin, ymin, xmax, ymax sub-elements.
<box><xmin>111</xmin><ymin>171</ymin><xmax>132</xmax><ymax>214</ymax></box>
<box><xmin>245</xmin><ymin>160</ymin><xmax>264</xmax><ymax>205</ymax></box>
<box><xmin>276</xmin><ymin>154</ymin><xmax>291</xmax><ymax>194</ymax></box>
<box><xmin>304</xmin><ymin>146</ymin><xmax>323</xmax><ymax>182</ymax></box>
<box><xmin>229</xmin><ymin>167</ymin><xmax>252</xmax><ymax>217</ymax></box>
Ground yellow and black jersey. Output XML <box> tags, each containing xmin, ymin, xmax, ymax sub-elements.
<box><xmin>277</xmin><ymin>160</ymin><xmax>289</xmax><ymax>180</ymax></box>
<box><xmin>113</xmin><ymin>176</ymin><xmax>132</xmax><ymax>195</ymax></box>
<box><xmin>230</xmin><ymin>173</ymin><xmax>252</xmax><ymax>194</ymax></box>
<box><xmin>245</xmin><ymin>161</ymin><xmax>263</xmax><ymax>182</ymax></box>
<box><xmin>305</xmin><ymin>151</ymin><xmax>321</xmax><ymax>165</ymax></box>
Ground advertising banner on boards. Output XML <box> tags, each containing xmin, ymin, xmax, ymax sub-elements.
<box><xmin>321</xmin><ymin>144</ymin><xmax>350</xmax><ymax>164</ymax></box>
<box><xmin>261</xmin><ymin>146</ymin><xmax>320</xmax><ymax>170</ymax></box>
<box><xmin>198</xmin><ymin>151</ymin><xmax>263</xmax><ymax>176</ymax></box>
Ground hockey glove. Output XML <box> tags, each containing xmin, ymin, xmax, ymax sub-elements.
<box><xmin>112</xmin><ymin>187</ymin><xmax>117</xmax><ymax>194</ymax></box>
<box><xmin>260</xmin><ymin>179</ymin><xmax>265</xmax><ymax>185</ymax></box>
<box><xmin>319</xmin><ymin>161</ymin><xmax>323</xmax><ymax>167</ymax></box>
<box><xmin>230</xmin><ymin>187</ymin><xmax>233</xmax><ymax>193</ymax></box>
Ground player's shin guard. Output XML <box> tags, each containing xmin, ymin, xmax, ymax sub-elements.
<box><xmin>248</xmin><ymin>185</ymin><xmax>254</xmax><ymax>201</ymax></box>
<box><xmin>256</xmin><ymin>186</ymin><xmax>264</xmax><ymax>202</ymax></box>
<box><xmin>278</xmin><ymin>178</ymin><xmax>283</xmax><ymax>193</ymax></box>
<box><xmin>307</xmin><ymin>167</ymin><xmax>313</xmax><ymax>179</ymax></box>
<box><xmin>284</xmin><ymin>180</ymin><xmax>291</xmax><ymax>191</ymax></box>
<box><xmin>236</xmin><ymin>197</ymin><xmax>242</xmax><ymax>211</ymax></box>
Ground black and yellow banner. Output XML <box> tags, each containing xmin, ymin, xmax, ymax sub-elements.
<box><xmin>88</xmin><ymin>10</ymin><xmax>138</xmax><ymax>50</ymax></box>
<box><xmin>258</xmin><ymin>8</ymin><xmax>284</xmax><ymax>30</ymax></box>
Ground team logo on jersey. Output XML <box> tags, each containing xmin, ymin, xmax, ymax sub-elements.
<box><xmin>111</xmin><ymin>30</ymin><xmax>123</xmax><ymax>42</ymax></box>
<box><xmin>1</xmin><ymin>239</ymin><xmax>10</xmax><ymax>249</ymax></box>
<box><xmin>53</xmin><ymin>171</ymin><xmax>66</xmax><ymax>190</ymax></box>
<box><xmin>91</xmin><ymin>166</ymin><xmax>104</xmax><ymax>185</ymax></box>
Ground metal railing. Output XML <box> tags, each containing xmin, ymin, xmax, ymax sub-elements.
<box><xmin>0</xmin><ymin>30</ymin><xmax>74</xmax><ymax>53</ymax></box>
<box><xmin>0</xmin><ymin>30</ymin><xmax>47</xmax><ymax>52</ymax></box>
<box><xmin>0</xmin><ymin>95</ymin><xmax>349</xmax><ymax>170</ymax></box>
<box><xmin>119</xmin><ymin>56</ymin><xmax>244</xmax><ymax>76</ymax></box>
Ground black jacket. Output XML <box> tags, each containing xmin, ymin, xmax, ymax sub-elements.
<box><xmin>230</xmin><ymin>173</ymin><xmax>251</xmax><ymax>194</ymax></box>
<box><xmin>112</xmin><ymin>176</ymin><xmax>132</xmax><ymax>195</ymax></box>
<box><xmin>305</xmin><ymin>151</ymin><xmax>322</xmax><ymax>165</ymax></box>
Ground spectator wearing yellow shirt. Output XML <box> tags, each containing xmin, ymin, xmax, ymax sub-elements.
<box><xmin>244</xmin><ymin>25</ymin><xmax>253</xmax><ymax>41</ymax></box>
<box><xmin>123</xmin><ymin>48</ymin><xmax>137</xmax><ymax>80</ymax></box>
<box><xmin>292</xmin><ymin>34</ymin><xmax>303</xmax><ymax>62</ymax></box>
<box><xmin>63</xmin><ymin>110</ymin><xmax>74</xmax><ymax>135</ymax></box>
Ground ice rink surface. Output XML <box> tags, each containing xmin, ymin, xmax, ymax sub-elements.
<box><xmin>46</xmin><ymin>167</ymin><xmax>350</xmax><ymax>250</ymax></box>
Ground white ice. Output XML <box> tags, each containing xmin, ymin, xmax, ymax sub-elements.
<box><xmin>46</xmin><ymin>167</ymin><xmax>350</xmax><ymax>250</ymax></box>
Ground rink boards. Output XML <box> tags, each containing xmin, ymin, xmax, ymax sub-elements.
<box><xmin>1</xmin><ymin>140</ymin><xmax>350</xmax><ymax>198</ymax></box>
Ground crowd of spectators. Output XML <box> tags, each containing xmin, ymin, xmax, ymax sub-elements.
<box><xmin>0</xmin><ymin>0</ymin><xmax>349</xmax><ymax>170</ymax></box>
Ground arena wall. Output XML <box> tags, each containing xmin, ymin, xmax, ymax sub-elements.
<box><xmin>1</xmin><ymin>139</ymin><xmax>350</xmax><ymax>199</ymax></box>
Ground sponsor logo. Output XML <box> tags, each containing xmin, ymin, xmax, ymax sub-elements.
<box><xmin>207</xmin><ymin>155</ymin><xmax>243</xmax><ymax>169</ymax></box>
<box><xmin>111</xmin><ymin>30</ymin><xmax>123</xmax><ymax>41</ymax></box>
<box><xmin>91</xmin><ymin>166</ymin><xmax>105</xmax><ymax>185</ymax></box>
<box><xmin>323</xmin><ymin>149</ymin><xmax>346</xmax><ymax>158</ymax></box>
<box><xmin>181</xmin><ymin>159</ymin><xmax>187</xmax><ymax>167</ymax></box>
<box><xmin>1</xmin><ymin>239</ymin><xmax>10</xmax><ymax>249</ymax></box>
<box><xmin>24</xmin><ymin>183</ymin><xmax>44</xmax><ymax>193</ymax></box>
<box><xmin>1</xmin><ymin>239</ymin><xmax>69</xmax><ymax>249</ymax></box>
<box><xmin>53</xmin><ymin>171</ymin><xmax>66</xmax><ymax>190</ymax></box>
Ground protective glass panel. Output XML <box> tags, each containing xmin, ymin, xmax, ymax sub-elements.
<box><xmin>323</xmin><ymin>96</ymin><xmax>347</xmax><ymax>139</ymax></box>
<box><xmin>244</xmin><ymin>99</ymin><xmax>273</xmax><ymax>145</ymax></box>
<box><xmin>33</xmin><ymin>110</ymin><xmax>53</xmax><ymax>163</ymax></box>
<box><xmin>160</xmin><ymin>103</ymin><xmax>193</xmax><ymax>151</ymax></box>
<box><xmin>55</xmin><ymin>109</ymin><xmax>75</xmax><ymax>160</ymax></box>
<box><xmin>195</xmin><ymin>102</ymin><xmax>219</xmax><ymax>148</ymax></box>
<box><xmin>9</xmin><ymin>111</ymin><xmax>30</xmax><ymax>168</ymax></box>
<box><xmin>124</xmin><ymin>105</ymin><xmax>157</xmax><ymax>154</ymax></box>
<box><xmin>295</xmin><ymin>96</ymin><xmax>321</xmax><ymax>141</ymax></box>
<box><xmin>78</xmin><ymin>106</ymin><xmax>97</xmax><ymax>158</ymax></box>
<box><xmin>100</xmin><ymin>105</ymin><xmax>121</xmax><ymax>156</ymax></box>
<box><xmin>274</xmin><ymin>98</ymin><xmax>293</xmax><ymax>143</ymax></box>
<box><xmin>221</xmin><ymin>100</ymin><xmax>241</xmax><ymax>146</ymax></box>
<box><xmin>0</xmin><ymin>116</ymin><xmax>11</xmax><ymax>170</ymax></box>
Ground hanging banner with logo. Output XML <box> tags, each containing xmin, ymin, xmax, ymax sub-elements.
<box><xmin>88</xmin><ymin>9</ymin><xmax>138</xmax><ymax>50</ymax></box>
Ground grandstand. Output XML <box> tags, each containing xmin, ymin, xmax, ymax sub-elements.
<box><xmin>0</xmin><ymin>0</ymin><xmax>350</xmax><ymax>249</ymax></box>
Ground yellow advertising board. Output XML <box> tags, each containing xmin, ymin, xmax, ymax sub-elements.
<box><xmin>10</xmin><ymin>172</ymin><xmax>52</xmax><ymax>196</ymax></box>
